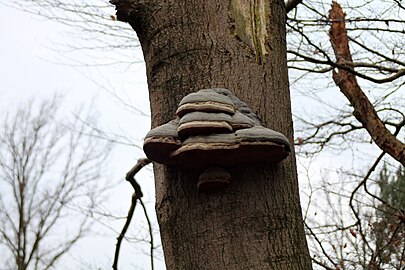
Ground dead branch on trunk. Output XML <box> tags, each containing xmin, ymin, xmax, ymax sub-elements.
<box><xmin>113</xmin><ymin>158</ymin><xmax>152</xmax><ymax>270</ymax></box>
<box><xmin>328</xmin><ymin>1</ymin><xmax>405</xmax><ymax>166</ymax></box>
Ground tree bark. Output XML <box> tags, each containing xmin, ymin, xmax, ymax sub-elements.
<box><xmin>113</xmin><ymin>0</ymin><xmax>312</xmax><ymax>269</ymax></box>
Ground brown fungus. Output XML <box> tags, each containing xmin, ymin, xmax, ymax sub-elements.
<box><xmin>143</xmin><ymin>119</ymin><xmax>181</xmax><ymax>165</ymax></box>
<box><xmin>177</xmin><ymin>111</ymin><xmax>234</xmax><ymax>138</ymax></box>
<box><xmin>198</xmin><ymin>167</ymin><xmax>231</xmax><ymax>191</ymax></box>
<box><xmin>143</xmin><ymin>88</ymin><xmax>291</xmax><ymax>190</ymax></box>
<box><xmin>229</xmin><ymin>111</ymin><xmax>255</xmax><ymax>130</ymax></box>
<box><xmin>176</xmin><ymin>89</ymin><xmax>236</xmax><ymax>117</ymax></box>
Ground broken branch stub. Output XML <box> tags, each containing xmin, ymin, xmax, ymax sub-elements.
<box><xmin>143</xmin><ymin>88</ymin><xmax>291</xmax><ymax>190</ymax></box>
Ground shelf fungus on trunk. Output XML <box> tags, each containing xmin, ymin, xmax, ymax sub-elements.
<box><xmin>143</xmin><ymin>88</ymin><xmax>291</xmax><ymax>191</ymax></box>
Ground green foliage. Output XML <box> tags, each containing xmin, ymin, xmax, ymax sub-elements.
<box><xmin>369</xmin><ymin>164</ymin><xmax>405</xmax><ymax>268</ymax></box>
<box><xmin>378</xmin><ymin>164</ymin><xmax>405</xmax><ymax>215</ymax></box>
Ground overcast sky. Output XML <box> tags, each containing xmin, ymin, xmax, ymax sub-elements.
<box><xmin>0</xmin><ymin>4</ymin><xmax>167</xmax><ymax>270</ymax></box>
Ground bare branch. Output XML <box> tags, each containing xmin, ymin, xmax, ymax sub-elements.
<box><xmin>113</xmin><ymin>193</ymin><xmax>138</xmax><ymax>270</ymax></box>
<box><xmin>286</xmin><ymin>0</ymin><xmax>303</xmax><ymax>14</ymax></box>
<box><xmin>0</xmin><ymin>97</ymin><xmax>112</xmax><ymax>269</ymax></box>
<box><xmin>113</xmin><ymin>158</ymin><xmax>151</xmax><ymax>270</ymax></box>
<box><xmin>139</xmin><ymin>199</ymin><xmax>155</xmax><ymax>270</ymax></box>
<box><xmin>329</xmin><ymin>2</ymin><xmax>405</xmax><ymax>165</ymax></box>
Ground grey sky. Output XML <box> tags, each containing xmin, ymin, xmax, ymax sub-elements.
<box><xmin>0</xmin><ymin>4</ymin><xmax>167</xmax><ymax>270</ymax></box>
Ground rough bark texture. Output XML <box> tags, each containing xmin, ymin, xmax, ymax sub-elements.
<box><xmin>113</xmin><ymin>0</ymin><xmax>312</xmax><ymax>269</ymax></box>
<box><xmin>329</xmin><ymin>2</ymin><xmax>405</xmax><ymax>165</ymax></box>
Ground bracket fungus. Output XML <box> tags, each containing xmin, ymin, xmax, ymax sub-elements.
<box><xmin>143</xmin><ymin>88</ymin><xmax>291</xmax><ymax>191</ymax></box>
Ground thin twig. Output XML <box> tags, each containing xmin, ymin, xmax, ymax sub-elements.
<box><xmin>311</xmin><ymin>257</ymin><xmax>335</xmax><ymax>270</ymax></box>
<box><xmin>112</xmin><ymin>158</ymin><xmax>152</xmax><ymax>270</ymax></box>
<box><xmin>305</xmin><ymin>221</ymin><xmax>337</xmax><ymax>267</ymax></box>
<box><xmin>140</xmin><ymin>199</ymin><xmax>155</xmax><ymax>270</ymax></box>
<box><xmin>113</xmin><ymin>193</ymin><xmax>138</xmax><ymax>270</ymax></box>
<box><xmin>349</xmin><ymin>151</ymin><xmax>386</xmax><ymax>252</ymax></box>
<box><xmin>126</xmin><ymin>158</ymin><xmax>152</xmax><ymax>182</ymax></box>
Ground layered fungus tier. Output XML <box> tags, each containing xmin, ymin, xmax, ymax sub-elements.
<box><xmin>143</xmin><ymin>88</ymin><xmax>291</xmax><ymax>169</ymax></box>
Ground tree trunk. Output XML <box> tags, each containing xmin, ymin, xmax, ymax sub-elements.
<box><xmin>113</xmin><ymin>0</ymin><xmax>312</xmax><ymax>269</ymax></box>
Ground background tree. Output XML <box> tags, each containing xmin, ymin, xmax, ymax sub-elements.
<box><xmin>0</xmin><ymin>97</ymin><xmax>111</xmax><ymax>270</ymax></box>
<box><xmin>378</xmin><ymin>165</ymin><xmax>405</xmax><ymax>214</ymax></box>
<box><xmin>291</xmin><ymin>2</ymin><xmax>404</xmax><ymax>269</ymax></box>
<box><xmin>372</xmin><ymin>165</ymin><xmax>405</xmax><ymax>269</ymax></box>
<box><xmin>288</xmin><ymin>0</ymin><xmax>404</xmax><ymax>159</ymax></box>
<box><xmin>303</xmin><ymin>162</ymin><xmax>404</xmax><ymax>270</ymax></box>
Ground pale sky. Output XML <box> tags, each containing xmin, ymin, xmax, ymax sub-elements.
<box><xmin>0</xmin><ymin>4</ymin><xmax>166</xmax><ymax>270</ymax></box>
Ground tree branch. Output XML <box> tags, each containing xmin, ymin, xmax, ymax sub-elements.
<box><xmin>112</xmin><ymin>158</ymin><xmax>151</xmax><ymax>270</ymax></box>
<box><xmin>349</xmin><ymin>151</ymin><xmax>386</xmax><ymax>252</ymax></box>
<box><xmin>288</xmin><ymin>49</ymin><xmax>405</xmax><ymax>84</ymax></box>
<box><xmin>305</xmin><ymin>222</ymin><xmax>337</xmax><ymax>268</ymax></box>
<box><xmin>125</xmin><ymin>158</ymin><xmax>151</xmax><ymax>185</ymax></box>
<box><xmin>328</xmin><ymin>2</ymin><xmax>405</xmax><ymax>165</ymax></box>
<box><xmin>139</xmin><ymin>199</ymin><xmax>155</xmax><ymax>270</ymax></box>
<box><xmin>286</xmin><ymin>0</ymin><xmax>303</xmax><ymax>14</ymax></box>
<box><xmin>112</xmin><ymin>193</ymin><xmax>138</xmax><ymax>270</ymax></box>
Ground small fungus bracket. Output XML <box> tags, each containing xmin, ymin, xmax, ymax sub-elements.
<box><xmin>143</xmin><ymin>88</ymin><xmax>291</xmax><ymax>191</ymax></box>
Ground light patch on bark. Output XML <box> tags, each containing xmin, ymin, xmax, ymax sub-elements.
<box><xmin>228</xmin><ymin>0</ymin><xmax>268</xmax><ymax>64</ymax></box>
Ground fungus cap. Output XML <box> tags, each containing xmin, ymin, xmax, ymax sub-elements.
<box><xmin>177</xmin><ymin>112</ymin><xmax>234</xmax><ymax>137</ymax></box>
<box><xmin>171</xmin><ymin>131</ymin><xmax>290</xmax><ymax>168</ymax></box>
<box><xmin>143</xmin><ymin>89</ymin><xmax>291</xmax><ymax>168</ymax></box>
<box><xmin>198</xmin><ymin>167</ymin><xmax>231</xmax><ymax>190</ymax></box>
<box><xmin>176</xmin><ymin>89</ymin><xmax>236</xmax><ymax>117</ymax></box>
<box><xmin>143</xmin><ymin>119</ymin><xmax>181</xmax><ymax>165</ymax></box>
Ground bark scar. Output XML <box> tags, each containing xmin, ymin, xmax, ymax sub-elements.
<box><xmin>228</xmin><ymin>0</ymin><xmax>269</xmax><ymax>64</ymax></box>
